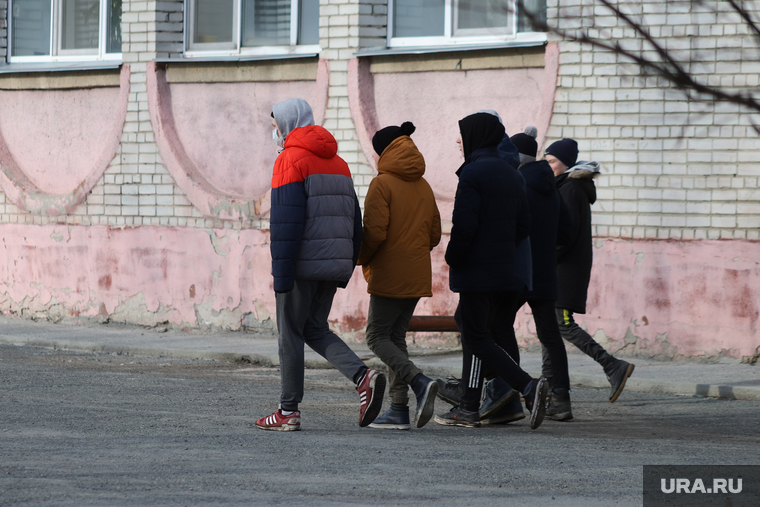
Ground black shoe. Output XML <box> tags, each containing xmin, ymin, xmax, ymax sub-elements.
<box><xmin>414</xmin><ymin>378</ymin><xmax>438</xmax><ymax>428</ymax></box>
<box><xmin>546</xmin><ymin>388</ymin><xmax>573</xmax><ymax>421</ymax></box>
<box><xmin>369</xmin><ymin>406</ymin><xmax>411</xmax><ymax>430</ymax></box>
<box><xmin>524</xmin><ymin>378</ymin><xmax>549</xmax><ymax>430</ymax></box>
<box><xmin>479</xmin><ymin>377</ymin><xmax>518</xmax><ymax>419</ymax></box>
<box><xmin>434</xmin><ymin>406</ymin><xmax>480</xmax><ymax>428</ymax></box>
<box><xmin>607</xmin><ymin>360</ymin><xmax>635</xmax><ymax>403</ymax></box>
<box><xmin>435</xmin><ymin>376</ymin><xmax>461</xmax><ymax>406</ymax></box>
<box><xmin>480</xmin><ymin>397</ymin><xmax>525</xmax><ymax>425</ymax></box>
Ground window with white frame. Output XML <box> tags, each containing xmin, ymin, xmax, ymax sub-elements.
<box><xmin>389</xmin><ymin>0</ymin><xmax>546</xmax><ymax>47</ymax></box>
<box><xmin>187</xmin><ymin>0</ymin><xmax>320</xmax><ymax>55</ymax></box>
<box><xmin>9</xmin><ymin>0</ymin><xmax>122</xmax><ymax>60</ymax></box>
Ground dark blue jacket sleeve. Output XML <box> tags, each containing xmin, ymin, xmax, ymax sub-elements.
<box><xmin>270</xmin><ymin>181</ymin><xmax>307</xmax><ymax>293</ymax></box>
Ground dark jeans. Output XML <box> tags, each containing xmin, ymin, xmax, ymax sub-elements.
<box><xmin>457</xmin><ymin>292</ymin><xmax>534</xmax><ymax>412</ymax></box>
<box><xmin>548</xmin><ymin>308</ymin><xmax>616</xmax><ymax>378</ymax></box>
<box><xmin>364</xmin><ymin>295</ymin><xmax>422</xmax><ymax>405</ymax></box>
<box><xmin>497</xmin><ymin>298</ymin><xmax>571</xmax><ymax>391</ymax></box>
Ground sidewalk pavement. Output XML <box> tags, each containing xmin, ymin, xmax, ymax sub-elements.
<box><xmin>1</xmin><ymin>318</ymin><xmax>758</xmax><ymax>402</ymax></box>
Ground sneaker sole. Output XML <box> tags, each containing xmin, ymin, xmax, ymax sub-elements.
<box><xmin>415</xmin><ymin>381</ymin><xmax>438</xmax><ymax>428</ymax></box>
<box><xmin>609</xmin><ymin>363</ymin><xmax>635</xmax><ymax>403</ymax></box>
<box><xmin>479</xmin><ymin>389</ymin><xmax>518</xmax><ymax>420</ymax></box>
<box><xmin>359</xmin><ymin>373</ymin><xmax>386</xmax><ymax>427</ymax></box>
<box><xmin>480</xmin><ymin>411</ymin><xmax>526</xmax><ymax>425</ymax></box>
<box><xmin>368</xmin><ymin>422</ymin><xmax>410</xmax><ymax>430</ymax></box>
<box><xmin>529</xmin><ymin>378</ymin><xmax>549</xmax><ymax>430</ymax></box>
<box><xmin>433</xmin><ymin>414</ymin><xmax>480</xmax><ymax>428</ymax></box>
<box><xmin>255</xmin><ymin>423</ymin><xmax>301</xmax><ymax>431</ymax></box>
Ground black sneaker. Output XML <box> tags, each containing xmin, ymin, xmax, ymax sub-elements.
<box><xmin>524</xmin><ymin>378</ymin><xmax>549</xmax><ymax>430</ymax></box>
<box><xmin>607</xmin><ymin>360</ymin><xmax>635</xmax><ymax>403</ymax></box>
<box><xmin>546</xmin><ymin>388</ymin><xmax>573</xmax><ymax>421</ymax></box>
<box><xmin>369</xmin><ymin>406</ymin><xmax>411</xmax><ymax>430</ymax></box>
<box><xmin>480</xmin><ymin>397</ymin><xmax>526</xmax><ymax>425</ymax></box>
<box><xmin>479</xmin><ymin>377</ymin><xmax>518</xmax><ymax>419</ymax></box>
<box><xmin>435</xmin><ymin>377</ymin><xmax>461</xmax><ymax>406</ymax></box>
<box><xmin>414</xmin><ymin>378</ymin><xmax>438</xmax><ymax>428</ymax></box>
<box><xmin>434</xmin><ymin>406</ymin><xmax>480</xmax><ymax>428</ymax></box>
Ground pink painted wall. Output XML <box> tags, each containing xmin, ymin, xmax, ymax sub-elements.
<box><xmin>347</xmin><ymin>43</ymin><xmax>560</xmax><ymax>222</ymax></box>
<box><xmin>0</xmin><ymin>66</ymin><xmax>129</xmax><ymax>215</ymax></box>
<box><xmin>147</xmin><ymin>60</ymin><xmax>329</xmax><ymax>220</ymax></box>
<box><xmin>1</xmin><ymin>222</ymin><xmax>755</xmax><ymax>360</ymax></box>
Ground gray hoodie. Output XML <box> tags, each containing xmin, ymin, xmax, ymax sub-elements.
<box><xmin>272</xmin><ymin>98</ymin><xmax>314</xmax><ymax>137</ymax></box>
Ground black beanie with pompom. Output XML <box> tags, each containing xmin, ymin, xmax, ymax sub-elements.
<box><xmin>372</xmin><ymin>121</ymin><xmax>416</xmax><ymax>156</ymax></box>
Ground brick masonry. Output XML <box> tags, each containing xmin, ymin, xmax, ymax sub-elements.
<box><xmin>545</xmin><ymin>0</ymin><xmax>760</xmax><ymax>241</ymax></box>
<box><xmin>2</xmin><ymin>0</ymin><xmax>757</xmax><ymax>236</ymax></box>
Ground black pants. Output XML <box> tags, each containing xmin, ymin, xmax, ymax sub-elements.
<box><xmin>548</xmin><ymin>308</ymin><xmax>616</xmax><ymax>378</ymax></box>
<box><xmin>456</xmin><ymin>292</ymin><xmax>533</xmax><ymax>412</ymax></box>
<box><xmin>497</xmin><ymin>298</ymin><xmax>571</xmax><ymax>391</ymax></box>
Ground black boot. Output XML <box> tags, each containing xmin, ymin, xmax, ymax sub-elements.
<box><xmin>546</xmin><ymin>388</ymin><xmax>573</xmax><ymax>421</ymax></box>
<box><xmin>607</xmin><ymin>360</ymin><xmax>635</xmax><ymax>402</ymax></box>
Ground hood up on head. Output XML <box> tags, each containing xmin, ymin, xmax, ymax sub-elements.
<box><xmin>272</xmin><ymin>98</ymin><xmax>314</xmax><ymax>138</ymax></box>
<box><xmin>458</xmin><ymin>112</ymin><xmax>506</xmax><ymax>159</ymax></box>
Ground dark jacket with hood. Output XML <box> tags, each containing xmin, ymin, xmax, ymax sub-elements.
<box><xmin>555</xmin><ymin>161</ymin><xmax>600</xmax><ymax>313</ymax></box>
<box><xmin>358</xmin><ymin>135</ymin><xmax>441</xmax><ymax>298</ymax></box>
<box><xmin>518</xmin><ymin>160</ymin><xmax>571</xmax><ymax>301</ymax></box>
<box><xmin>446</xmin><ymin>113</ymin><xmax>531</xmax><ymax>293</ymax></box>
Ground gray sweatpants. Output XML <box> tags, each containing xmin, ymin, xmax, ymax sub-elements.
<box><xmin>276</xmin><ymin>279</ymin><xmax>367</xmax><ymax>411</ymax></box>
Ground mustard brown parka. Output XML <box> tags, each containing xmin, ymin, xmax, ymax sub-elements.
<box><xmin>358</xmin><ymin>135</ymin><xmax>442</xmax><ymax>298</ymax></box>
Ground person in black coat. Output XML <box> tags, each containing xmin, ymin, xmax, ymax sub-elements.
<box><xmin>546</xmin><ymin>138</ymin><xmax>635</xmax><ymax>403</ymax></box>
<box><xmin>487</xmin><ymin>128</ymin><xmax>576</xmax><ymax>421</ymax></box>
<box><xmin>434</xmin><ymin>112</ymin><xmax>548</xmax><ymax>430</ymax></box>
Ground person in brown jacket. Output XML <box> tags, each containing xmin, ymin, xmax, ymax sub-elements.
<box><xmin>359</xmin><ymin>122</ymin><xmax>442</xmax><ymax>430</ymax></box>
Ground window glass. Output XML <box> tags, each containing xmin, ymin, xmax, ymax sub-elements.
<box><xmin>517</xmin><ymin>0</ymin><xmax>546</xmax><ymax>32</ymax></box>
<box><xmin>393</xmin><ymin>0</ymin><xmax>444</xmax><ymax>38</ymax></box>
<box><xmin>242</xmin><ymin>0</ymin><xmax>290</xmax><ymax>46</ymax></box>
<box><xmin>456</xmin><ymin>0</ymin><xmax>508</xmax><ymax>32</ymax></box>
<box><xmin>298</xmin><ymin>0</ymin><xmax>319</xmax><ymax>45</ymax></box>
<box><xmin>61</xmin><ymin>0</ymin><xmax>99</xmax><ymax>51</ymax></box>
<box><xmin>107</xmin><ymin>0</ymin><xmax>122</xmax><ymax>53</ymax></box>
<box><xmin>11</xmin><ymin>0</ymin><xmax>52</xmax><ymax>56</ymax></box>
<box><xmin>194</xmin><ymin>0</ymin><xmax>234</xmax><ymax>44</ymax></box>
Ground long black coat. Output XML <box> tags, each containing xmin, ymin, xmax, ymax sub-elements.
<box><xmin>555</xmin><ymin>169</ymin><xmax>597</xmax><ymax>313</ymax></box>
<box><xmin>519</xmin><ymin>160</ymin><xmax>570</xmax><ymax>301</ymax></box>
<box><xmin>446</xmin><ymin>147</ymin><xmax>531</xmax><ymax>293</ymax></box>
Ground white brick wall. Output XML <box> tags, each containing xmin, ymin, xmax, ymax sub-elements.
<box><xmin>1</xmin><ymin>0</ymin><xmax>758</xmax><ymax>239</ymax></box>
<box><xmin>546</xmin><ymin>0</ymin><xmax>760</xmax><ymax>240</ymax></box>
<box><xmin>321</xmin><ymin>0</ymin><xmax>387</xmax><ymax>208</ymax></box>
<box><xmin>0</xmin><ymin>0</ymin><xmax>6</xmax><ymax>59</ymax></box>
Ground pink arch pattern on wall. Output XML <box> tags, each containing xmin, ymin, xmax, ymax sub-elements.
<box><xmin>146</xmin><ymin>59</ymin><xmax>330</xmax><ymax>221</ymax></box>
<box><xmin>347</xmin><ymin>42</ymin><xmax>561</xmax><ymax>196</ymax></box>
<box><xmin>0</xmin><ymin>65</ymin><xmax>131</xmax><ymax>216</ymax></box>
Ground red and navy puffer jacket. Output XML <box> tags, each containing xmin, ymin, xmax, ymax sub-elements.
<box><xmin>270</xmin><ymin>125</ymin><xmax>362</xmax><ymax>293</ymax></box>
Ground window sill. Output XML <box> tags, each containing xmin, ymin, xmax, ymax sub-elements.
<box><xmin>355</xmin><ymin>39</ymin><xmax>547</xmax><ymax>58</ymax></box>
<box><xmin>0</xmin><ymin>60</ymin><xmax>123</xmax><ymax>75</ymax></box>
<box><xmin>156</xmin><ymin>52</ymin><xmax>319</xmax><ymax>64</ymax></box>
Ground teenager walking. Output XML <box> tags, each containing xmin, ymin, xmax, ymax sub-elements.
<box><xmin>434</xmin><ymin>112</ymin><xmax>548</xmax><ymax>430</ymax></box>
<box><xmin>359</xmin><ymin>122</ymin><xmax>442</xmax><ymax>430</ymax></box>
<box><xmin>545</xmin><ymin>138</ymin><xmax>635</xmax><ymax>403</ymax></box>
<box><xmin>256</xmin><ymin>98</ymin><xmax>386</xmax><ymax>431</ymax></box>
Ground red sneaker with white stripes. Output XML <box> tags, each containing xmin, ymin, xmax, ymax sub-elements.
<box><xmin>357</xmin><ymin>369</ymin><xmax>386</xmax><ymax>427</ymax></box>
<box><xmin>255</xmin><ymin>409</ymin><xmax>301</xmax><ymax>431</ymax></box>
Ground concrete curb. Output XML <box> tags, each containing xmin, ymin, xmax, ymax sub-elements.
<box><xmin>3</xmin><ymin>335</ymin><xmax>759</xmax><ymax>403</ymax></box>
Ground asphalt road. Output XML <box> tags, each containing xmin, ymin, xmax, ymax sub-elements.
<box><xmin>2</xmin><ymin>344</ymin><xmax>759</xmax><ymax>506</ymax></box>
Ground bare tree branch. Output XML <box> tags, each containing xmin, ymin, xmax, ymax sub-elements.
<box><xmin>514</xmin><ymin>0</ymin><xmax>760</xmax><ymax>123</ymax></box>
